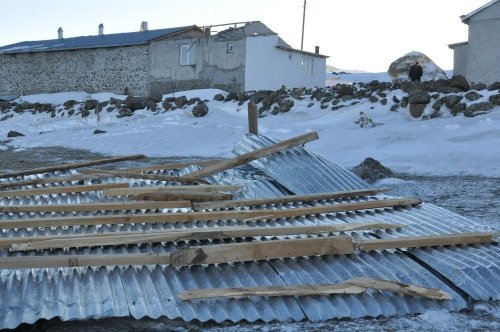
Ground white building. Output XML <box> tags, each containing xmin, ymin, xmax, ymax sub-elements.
<box><xmin>449</xmin><ymin>0</ymin><xmax>500</xmax><ymax>84</ymax></box>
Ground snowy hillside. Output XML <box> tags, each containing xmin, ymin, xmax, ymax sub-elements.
<box><xmin>1</xmin><ymin>74</ymin><xmax>499</xmax><ymax>177</ymax></box>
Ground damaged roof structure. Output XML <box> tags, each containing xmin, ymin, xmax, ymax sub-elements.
<box><xmin>0</xmin><ymin>132</ymin><xmax>498</xmax><ymax>329</ymax></box>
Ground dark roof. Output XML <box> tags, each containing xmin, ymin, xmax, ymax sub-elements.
<box><xmin>0</xmin><ymin>26</ymin><xmax>200</xmax><ymax>54</ymax></box>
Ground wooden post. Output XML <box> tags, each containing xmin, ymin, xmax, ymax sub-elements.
<box><xmin>248</xmin><ymin>101</ymin><xmax>258</xmax><ymax>135</ymax></box>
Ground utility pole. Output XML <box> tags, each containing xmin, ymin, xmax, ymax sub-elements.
<box><xmin>301</xmin><ymin>0</ymin><xmax>307</xmax><ymax>51</ymax></box>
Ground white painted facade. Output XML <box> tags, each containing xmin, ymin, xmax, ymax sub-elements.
<box><xmin>244</xmin><ymin>34</ymin><xmax>326</xmax><ymax>91</ymax></box>
<box><xmin>450</xmin><ymin>0</ymin><xmax>500</xmax><ymax>84</ymax></box>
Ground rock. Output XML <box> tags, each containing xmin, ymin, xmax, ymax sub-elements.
<box><xmin>93</xmin><ymin>129</ymin><xmax>106</xmax><ymax>134</ymax></box>
<box><xmin>380</xmin><ymin>98</ymin><xmax>387</xmax><ymax>105</ymax></box>
<box><xmin>162</xmin><ymin>101</ymin><xmax>172</xmax><ymax>111</ymax></box>
<box><xmin>489</xmin><ymin>94</ymin><xmax>500</xmax><ymax>106</ymax></box>
<box><xmin>451</xmin><ymin>102</ymin><xmax>466</xmax><ymax>116</ymax></box>
<box><xmin>187</xmin><ymin>97</ymin><xmax>201</xmax><ymax>106</ymax></box>
<box><xmin>225</xmin><ymin>92</ymin><xmax>238</xmax><ymax>101</ymax></box>
<box><xmin>262</xmin><ymin>91</ymin><xmax>279</xmax><ymax>108</ymax></box>
<box><xmin>464</xmin><ymin>102</ymin><xmax>495</xmax><ymax>117</ymax></box>
<box><xmin>68</xmin><ymin>109</ymin><xmax>75</xmax><ymax>116</ymax></box>
<box><xmin>331</xmin><ymin>105</ymin><xmax>344</xmax><ymax>111</ymax></box>
<box><xmin>464</xmin><ymin>91</ymin><xmax>483</xmax><ymax>101</ymax></box>
<box><xmin>7</xmin><ymin>130</ymin><xmax>24</xmax><ymax>137</ymax></box>
<box><xmin>83</xmin><ymin>99</ymin><xmax>98</xmax><ymax>111</ymax></box>
<box><xmin>0</xmin><ymin>101</ymin><xmax>11</xmax><ymax>110</ymax></box>
<box><xmin>192</xmin><ymin>103</ymin><xmax>209</xmax><ymax>117</ymax></box>
<box><xmin>471</xmin><ymin>82</ymin><xmax>487</xmax><ymax>91</ymax></box>
<box><xmin>369</xmin><ymin>95</ymin><xmax>379</xmax><ymax>103</ymax></box>
<box><xmin>163</xmin><ymin>97</ymin><xmax>176</xmax><ymax>103</ymax></box>
<box><xmin>109</xmin><ymin>97</ymin><xmax>123</xmax><ymax>106</ymax></box>
<box><xmin>1</xmin><ymin>114</ymin><xmax>14</xmax><ymax>121</ymax></box>
<box><xmin>81</xmin><ymin>109</ymin><xmax>91</xmax><ymax>118</ymax></box>
<box><xmin>392</xmin><ymin>96</ymin><xmax>400</xmax><ymax>103</ymax></box>
<box><xmin>331</xmin><ymin>98</ymin><xmax>341</xmax><ymax>105</ymax></box>
<box><xmin>63</xmin><ymin>100</ymin><xmax>78</xmax><ymax>110</ymax></box>
<box><xmin>450</xmin><ymin>75</ymin><xmax>470</xmax><ymax>92</ymax></box>
<box><xmin>271</xmin><ymin>106</ymin><xmax>280</xmax><ymax>115</ymax></box>
<box><xmin>341</xmin><ymin>95</ymin><xmax>353</xmax><ymax>102</ymax></box>
<box><xmin>487</xmin><ymin>82</ymin><xmax>500</xmax><ymax>91</ymax></box>
<box><xmin>401</xmin><ymin>96</ymin><xmax>409</xmax><ymax>108</ymax></box>
<box><xmin>388</xmin><ymin>51</ymin><xmax>448</xmax><ymax>81</ymax></box>
<box><xmin>390</xmin><ymin>104</ymin><xmax>400</xmax><ymax>112</ymax></box>
<box><xmin>173</xmin><ymin>96</ymin><xmax>188</xmax><ymax>108</ymax></box>
<box><xmin>307</xmin><ymin>102</ymin><xmax>314</xmax><ymax>108</ymax></box>
<box><xmin>125</xmin><ymin>96</ymin><xmax>146</xmax><ymax>110</ymax></box>
<box><xmin>320</xmin><ymin>104</ymin><xmax>329</xmax><ymax>110</ymax></box>
<box><xmin>351</xmin><ymin>157</ymin><xmax>393</xmax><ymax>183</ymax></box>
<box><xmin>441</xmin><ymin>95</ymin><xmax>463</xmax><ymax>109</ymax></box>
<box><xmin>432</xmin><ymin>99</ymin><xmax>442</xmax><ymax>110</ymax></box>
<box><xmin>409</xmin><ymin>104</ymin><xmax>426</xmax><ymax>118</ymax></box>
<box><xmin>117</xmin><ymin>107</ymin><xmax>133</xmax><ymax>118</ymax></box>
<box><xmin>106</xmin><ymin>106</ymin><xmax>115</xmax><ymax>113</ymax></box>
<box><xmin>278</xmin><ymin>99</ymin><xmax>294</xmax><ymax>113</ymax></box>
<box><xmin>408</xmin><ymin>90</ymin><xmax>430</xmax><ymax>104</ymax></box>
<box><xmin>337</xmin><ymin>85</ymin><xmax>355</xmax><ymax>98</ymax></box>
<box><xmin>376</xmin><ymin>91</ymin><xmax>387</xmax><ymax>98</ymax></box>
<box><xmin>213</xmin><ymin>94</ymin><xmax>225</xmax><ymax>101</ymax></box>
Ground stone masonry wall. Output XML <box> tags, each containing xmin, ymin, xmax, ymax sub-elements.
<box><xmin>0</xmin><ymin>45</ymin><xmax>149</xmax><ymax>96</ymax></box>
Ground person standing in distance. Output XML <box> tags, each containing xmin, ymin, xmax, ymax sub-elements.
<box><xmin>409</xmin><ymin>61</ymin><xmax>423</xmax><ymax>82</ymax></box>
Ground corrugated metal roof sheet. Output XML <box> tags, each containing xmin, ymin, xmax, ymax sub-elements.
<box><xmin>0</xmin><ymin>136</ymin><xmax>498</xmax><ymax>328</ymax></box>
<box><xmin>0</xmin><ymin>26</ymin><xmax>197</xmax><ymax>54</ymax></box>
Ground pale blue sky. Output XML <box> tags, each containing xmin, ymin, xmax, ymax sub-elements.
<box><xmin>0</xmin><ymin>0</ymin><xmax>491</xmax><ymax>71</ymax></box>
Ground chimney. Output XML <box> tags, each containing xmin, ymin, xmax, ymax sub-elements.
<box><xmin>58</xmin><ymin>27</ymin><xmax>63</xmax><ymax>39</ymax></box>
<box><xmin>204</xmin><ymin>27</ymin><xmax>211</xmax><ymax>37</ymax></box>
<box><xmin>98</xmin><ymin>23</ymin><xmax>104</xmax><ymax>35</ymax></box>
<box><xmin>315</xmin><ymin>46</ymin><xmax>319</xmax><ymax>54</ymax></box>
<box><xmin>140</xmin><ymin>21</ymin><xmax>148</xmax><ymax>32</ymax></box>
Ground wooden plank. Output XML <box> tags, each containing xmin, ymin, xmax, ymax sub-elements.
<box><xmin>0</xmin><ymin>253</ymin><xmax>172</xmax><ymax>269</ymax></box>
<box><xmin>356</xmin><ymin>232</ymin><xmax>499</xmax><ymax>251</ymax></box>
<box><xmin>0</xmin><ymin>198</ymin><xmax>420</xmax><ymax>229</ymax></box>
<box><xmin>110</xmin><ymin>159</ymin><xmax>222</xmax><ymax>173</ymax></box>
<box><xmin>104</xmin><ymin>185</ymin><xmax>242</xmax><ymax>196</ymax></box>
<box><xmin>0</xmin><ymin>154</ymin><xmax>145</xmax><ymax>180</ymax></box>
<box><xmin>84</xmin><ymin>169</ymin><xmax>209</xmax><ymax>184</ymax></box>
<box><xmin>347</xmin><ymin>277</ymin><xmax>453</xmax><ymax>300</ymax></box>
<box><xmin>248</xmin><ymin>101</ymin><xmax>258</xmax><ymax>135</ymax></box>
<box><xmin>170</xmin><ymin>237</ymin><xmax>355</xmax><ymax>267</ymax></box>
<box><xmin>0</xmin><ymin>182</ymin><xmax>130</xmax><ymax>198</ymax></box>
<box><xmin>6</xmin><ymin>222</ymin><xmax>403</xmax><ymax>251</ymax></box>
<box><xmin>0</xmin><ymin>173</ymin><xmax>111</xmax><ymax>190</ymax></box>
<box><xmin>193</xmin><ymin>188</ymin><xmax>391</xmax><ymax>210</ymax></box>
<box><xmin>180</xmin><ymin>278</ymin><xmax>453</xmax><ymax>301</ymax></box>
<box><xmin>129</xmin><ymin>191</ymin><xmax>233</xmax><ymax>202</ymax></box>
<box><xmin>180</xmin><ymin>283</ymin><xmax>366</xmax><ymax>300</ymax></box>
<box><xmin>0</xmin><ymin>201</ymin><xmax>191</xmax><ymax>214</ymax></box>
<box><xmin>183</xmin><ymin>131</ymin><xmax>319</xmax><ymax>178</ymax></box>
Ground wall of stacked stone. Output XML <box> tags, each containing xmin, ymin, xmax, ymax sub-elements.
<box><xmin>0</xmin><ymin>45</ymin><xmax>149</xmax><ymax>96</ymax></box>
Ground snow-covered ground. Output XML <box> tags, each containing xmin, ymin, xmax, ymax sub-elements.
<box><xmin>1</xmin><ymin>72</ymin><xmax>499</xmax><ymax>177</ymax></box>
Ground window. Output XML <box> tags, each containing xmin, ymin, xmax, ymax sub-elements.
<box><xmin>180</xmin><ymin>44</ymin><xmax>196</xmax><ymax>66</ymax></box>
<box><xmin>227</xmin><ymin>43</ymin><xmax>234</xmax><ymax>54</ymax></box>
<box><xmin>301</xmin><ymin>57</ymin><xmax>313</xmax><ymax>75</ymax></box>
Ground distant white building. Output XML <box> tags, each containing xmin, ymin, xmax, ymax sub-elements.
<box><xmin>449</xmin><ymin>0</ymin><xmax>500</xmax><ymax>84</ymax></box>
<box><xmin>0</xmin><ymin>21</ymin><xmax>327</xmax><ymax>99</ymax></box>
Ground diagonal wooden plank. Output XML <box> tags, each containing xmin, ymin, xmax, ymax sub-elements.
<box><xmin>84</xmin><ymin>169</ymin><xmax>209</xmax><ymax>184</ymax></box>
<box><xmin>0</xmin><ymin>154</ymin><xmax>145</xmax><ymax>180</ymax></box>
<box><xmin>6</xmin><ymin>222</ymin><xmax>403</xmax><ymax>251</ymax></box>
<box><xmin>0</xmin><ymin>200</ymin><xmax>191</xmax><ymax>213</ymax></box>
<box><xmin>0</xmin><ymin>173</ymin><xmax>111</xmax><ymax>190</ymax></box>
<box><xmin>99</xmin><ymin>159</ymin><xmax>222</xmax><ymax>173</ymax></box>
<box><xmin>104</xmin><ymin>185</ymin><xmax>242</xmax><ymax>196</ymax></box>
<box><xmin>346</xmin><ymin>277</ymin><xmax>453</xmax><ymax>300</ymax></box>
<box><xmin>129</xmin><ymin>191</ymin><xmax>233</xmax><ymax>202</ymax></box>
<box><xmin>0</xmin><ymin>182</ymin><xmax>130</xmax><ymax>198</ymax></box>
<box><xmin>193</xmin><ymin>188</ymin><xmax>391</xmax><ymax>210</ymax></box>
<box><xmin>0</xmin><ymin>197</ymin><xmax>421</xmax><ymax>229</ymax></box>
<box><xmin>182</xmin><ymin>132</ymin><xmax>319</xmax><ymax>178</ymax></box>
<box><xmin>170</xmin><ymin>237</ymin><xmax>355</xmax><ymax>266</ymax></box>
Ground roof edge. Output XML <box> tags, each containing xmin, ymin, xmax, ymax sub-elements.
<box><xmin>276</xmin><ymin>46</ymin><xmax>329</xmax><ymax>59</ymax></box>
<box><xmin>461</xmin><ymin>0</ymin><xmax>499</xmax><ymax>24</ymax></box>
<box><xmin>448</xmin><ymin>41</ymin><xmax>468</xmax><ymax>49</ymax></box>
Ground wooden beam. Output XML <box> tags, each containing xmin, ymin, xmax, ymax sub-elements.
<box><xmin>346</xmin><ymin>277</ymin><xmax>453</xmax><ymax>300</ymax></box>
<box><xmin>170</xmin><ymin>237</ymin><xmax>355</xmax><ymax>266</ymax></box>
<box><xmin>0</xmin><ymin>154</ymin><xmax>145</xmax><ymax>180</ymax></box>
<box><xmin>193</xmin><ymin>188</ymin><xmax>391</xmax><ymax>210</ymax></box>
<box><xmin>180</xmin><ymin>278</ymin><xmax>452</xmax><ymax>301</ymax></box>
<box><xmin>129</xmin><ymin>191</ymin><xmax>233</xmax><ymax>202</ymax></box>
<box><xmin>0</xmin><ymin>253</ymin><xmax>172</xmax><ymax>269</ymax></box>
<box><xmin>0</xmin><ymin>173</ymin><xmax>112</xmax><ymax>190</ymax></box>
<box><xmin>180</xmin><ymin>283</ymin><xmax>366</xmax><ymax>300</ymax></box>
<box><xmin>84</xmin><ymin>169</ymin><xmax>209</xmax><ymax>184</ymax></box>
<box><xmin>112</xmin><ymin>159</ymin><xmax>222</xmax><ymax>173</ymax></box>
<box><xmin>0</xmin><ymin>197</ymin><xmax>420</xmax><ymax>229</ymax></box>
<box><xmin>356</xmin><ymin>232</ymin><xmax>499</xmax><ymax>251</ymax></box>
<box><xmin>0</xmin><ymin>182</ymin><xmax>130</xmax><ymax>198</ymax></box>
<box><xmin>0</xmin><ymin>201</ymin><xmax>191</xmax><ymax>214</ymax></box>
<box><xmin>248</xmin><ymin>101</ymin><xmax>258</xmax><ymax>135</ymax></box>
<box><xmin>104</xmin><ymin>185</ymin><xmax>242</xmax><ymax>196</ymax></box>
<box><xmin>6</xmin><ymin>222</ymin><xmax>403</xmax><ymax>251</ymax></box>
<box><xmin>183</xmin><ymin>131</ymin><xmax>319</xmax><ymax>178</ymax></box>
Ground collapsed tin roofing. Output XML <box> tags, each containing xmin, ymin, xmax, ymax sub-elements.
<box><xmin>0</xmin><ymin>132</ymin><xmax>498</xmax><ymax>329</ymax></box>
